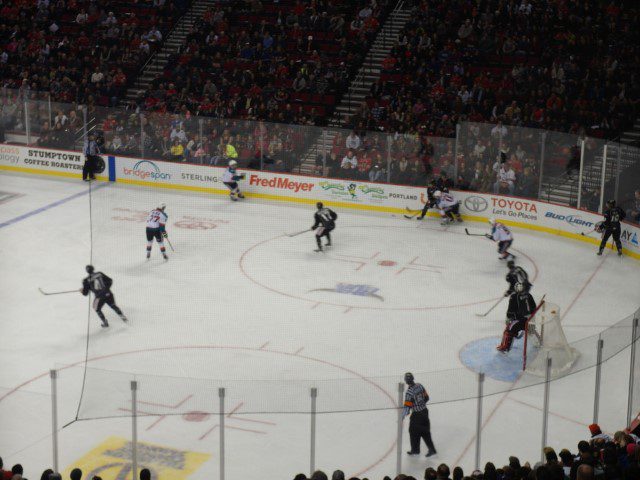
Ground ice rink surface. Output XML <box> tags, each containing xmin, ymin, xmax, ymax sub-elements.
<box><xmin>1</xmin><ymin>173</ymin><xmax>638</xmax><ymax>479</ymax></box>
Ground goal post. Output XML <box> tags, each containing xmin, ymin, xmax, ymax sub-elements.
<box><xmin>523</xmin><ymin>302</ymin><xmax>579</xmax><ymax>378</ymax></box>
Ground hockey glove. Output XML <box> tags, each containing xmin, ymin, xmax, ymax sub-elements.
<box><xmin>484</xmin><ymin>234</ymin><xmax>493</xmax><ymax>239</ymax></box>
<box><xmin>163</xmin><ymin>231</ymin><xmax>168</xmax><ymax>238</ymax></box>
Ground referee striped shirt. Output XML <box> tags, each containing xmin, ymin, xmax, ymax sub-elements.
<box><xmin>404</xmin><ymin>383</ymin><xmax>429</xmax><ymax>416</ymax></box>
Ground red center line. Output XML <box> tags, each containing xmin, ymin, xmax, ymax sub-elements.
<box><xmin>226</xmin><ymin>402</ymin><xmax>243</xmax><ymax>417</ymax></box>
<box><xmin>199</xmin><ymin>424</ymin><xmax>218</xmax><ymax>441</ymax></box>
<box><xmin>507</xmin><ymin>397</ymin><xmax>588</xmax><ymax>427</ymax></box>
<box><xmin>561</xmin><ymin>255</ymin><xmax>607</xmax><ymax>320</ymax></box>
<box><xmin>139</xmin><ymin>394</ymin><xmax>193</xmax><ymax>409</ymax></box>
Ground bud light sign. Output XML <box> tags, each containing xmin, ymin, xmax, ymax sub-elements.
<box><xmin>545</xmin><ymin>212</ymin><xmax>594</xmax><ymax>228</ymax></box>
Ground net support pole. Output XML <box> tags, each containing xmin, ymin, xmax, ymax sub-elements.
<box><xmin>322</xmin><ymin>129</ymin><xmax>327</xmax><ymax>175</ymax></box>
<box><xmin>24</xmin><ymin>99</ymin><xmax>31</xmax><ymax>145</ymax></box>
<box><xmin>396</xmin><ymin>382</ymin><xmax>404</xmax><ymax>476</ymax></box>
<box><xmin>50</xmin><ymin>370</ymin><xmax>59</xmax><ymax>474</ymax></box>
<box><xmin>386</xmin><ymin>135</ymin><xmax>392</xmax><ymax>183</ymax></box>
<box><xmin>577</xmin><ymin>139</ymin><xmax>586</xmax><ymax>209</ymax></box>
<box><xmin>453</xmin><ymin>124</ymin><xmax>460</xmax><ymax>181</ymax></box>
<box><xmin>541</xmin><ymin>356</ymin><xmax>552</xmax><ymax>463</ymax></box>
<box><xmin>47</xmin><ymin>94</ymin><xmax>52</xmax><ymax>129</ymax></box>
<box><xmin>475</xmin><ymin>372</ymin><xmax>484</xmax><ymax>470</ymax></box>
<box><xmin>131</xmin><ymin>380</ymin><xmax>138</xmax><ymax>480</ymax></box>
<box><xmin>614</xmin><ymin>144</ymin><xmax>622</xmax><ymax>201</ymax></box>
<box><xmin>310</xmin><ymin>387</ymin><xmax>318</xmax><ymax>477</ymax></box>
<box><xmin>627</xmin><ymin>318</ymin><xmax>639</xmax><ymax>426</ymax></box>
<box><xmin>538</xmin><ymin>132</ymin><xmax>547</xmax><ymax>198</ymax></box>
<box><xmin>598</xmin><ymin>145</ymin><xmax>608</xmax><ymax>213</ymax></box>
<box><xmin>219</xmin><ymin>387</ymin><xmax>225</xmax><ymax>480</ymax></box>
<box><xmin>593</xmin><ymin>336</ymin><xmax>604</xmax><ymax>424</ymax></box>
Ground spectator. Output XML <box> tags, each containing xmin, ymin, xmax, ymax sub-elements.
<box><xmin>341</xmin><ymin>150</ymin><xmax>357</xmax><ymax>169</ymax></box>
<box><xmin>11</xmin><ymin>464</ymin><xmax>24</xmax><ymax>479</ymax></box>
<box><xmin>559</xmin><ymin>449</ymin><xmax>574</xmax><ymax>477</ymax></box>
<box><xmin>310</xmin><ymin>471</ymin><xmax>328</xmax><ymax>480</ymax></box>
<box><xmin>627</xmin><ymin>190</ymin><xmax>640</xmax><ymax>224</ymax></box>
<box><xmin>39</xmin><ymin>470</ymin><xmax>53</xmax><ymax>480</ymax></box>
<box><xmin>588</xmin><ymin>424</ymin><xmax>612</xmax><ymax>442</ymax></box>
<box><xmin>140</xmin><ymin>468</ymin><xmax>151</xmax><ymax>480</ymax></box>
<box><xmin>369</xmin><ymin>164</ymin><xmax>384</xmax><ymax>182</ymax></box>
<box><xmin>170</xmin><ymin>139</ymin><xmax>184</xmax><ymax>161</ymax></box>
<box><xmin>70</xmin><ymin>468</ymin><xmax>82</xmax><ymax>480</ymax></box>
<box><xmin>436</xmin><ymin>464</ymin><xmax>451</xmax><ymax>480</ymax></box>
<box><xmin>452</xmin><ymin>466</ymin><xmax>463</xmax><ymax>480</ymax></box>
<box><xmin>576</xmin><ymin>464</ymin><xmax>594</xmax><ymax>480</ymax></box>
<box><xmin>570</xmin><ymin>441</ymin><xmax>598</xmax><ymax>480</ymax></box>
<box><xmin>494</xmin><ymin>161</ymin><xmax>516</xmax><ymax>194</ymax></box>
<box><xmin>345</xmin><ymin>131</ymin><xmax>361</xmax><ymax>150</ymax></box>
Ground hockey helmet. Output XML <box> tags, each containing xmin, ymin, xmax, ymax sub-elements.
<box><xmin>514</xmin><ymin>282</ymin><xmax>525</xmax><ymax>293</ymax></box>
<box><xmin>488</xmin><ymin>217</ymin><xmax>496</xmax><ymax>225</ymax></box>
<box><xmin>316</xmin><ymin>202</ymin><xmax>323</xmax><ymax>209</ymax></box>
<box><xmin>606</xmin><ymin>199</ymin><xmax>616</xmax><ymax>208</ymax></box>
<box><xmin>159</xmin><ymin>203</ymin><xmax>166</xmax><ymax>210</ymax></box>
<box><xmin>86</xmin><ymin>265</ymin><xmax>94</xmax><ymax>274</ymax></box>
<box><xmin>229</xmin><ymin>160</ymin><xmax>238</xmax><ymax>168</ymax></box>
<box><xmin>404</xmin><ymin>372</ymin><xmax>414</xmax><ymax>384</ymax></box>
<box><xmin>433</xmin><ymin>190</ymin><xmax>442</xmax><ymax>199</ymax></box>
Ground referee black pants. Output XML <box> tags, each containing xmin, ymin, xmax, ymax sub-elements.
<box><xmin>409</xmin><ymin>409</ymin><xmax>436</xmax><ymax>454</ymax></box>
<box><xmin>83</xmin><ymin>155</ymin><xmax>97</xmax><ymax>180</ymax></box>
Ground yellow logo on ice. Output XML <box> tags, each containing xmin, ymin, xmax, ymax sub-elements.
<box><xmin>62</xmin><ymin>436</ymin><xmax>210</xmax><ymax>480</ymax></box>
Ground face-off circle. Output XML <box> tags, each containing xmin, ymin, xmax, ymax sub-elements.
<box><xmin>240</xmin><ymin>225</ymin><xmax>538</xmax><ymax>311</ymax></box>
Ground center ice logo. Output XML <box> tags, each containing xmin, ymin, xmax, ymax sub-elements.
<box><xmin>123</xmin><ymin>160</ymin><xmax>171</xmax><ymax>181</ymax></box>
<box><xmin>309</xmin><ymin>283</ymin><xmax>384</xmax><ymax>301</ymax></box>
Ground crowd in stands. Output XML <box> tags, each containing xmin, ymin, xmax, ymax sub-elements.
<box><xmin>0</xmin><ymin>0</ymin><xmax>189</xmax><ymax>108</ymax></box>
<box><xmin>126</xmin><ymin>0</ymin><xmax>391</xmax><ymax>126</ymax></box>
<box><xmin>2</xmin><ymin>423</ymin><xmax>639</xmax><ymax>479</ymax></box>
<box><xmin>353</xmin><ymin>0</ymin><xmax>639</xmax><ymax>141</ymax></box>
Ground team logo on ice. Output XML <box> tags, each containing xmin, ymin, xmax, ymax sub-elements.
<box><xmin>309</xmin><ymin>283</ymin><xmax>384</xmax><ymax>301</ymax></box>
<box><xmin>123</xmin><ymin>160</ymin><xmax>171</xmax><ymax>181</ymax></box>
<box><xmin>464</xmin><ymin>196</ymin><xmax>488</xmax><ymax>212</ymax></box>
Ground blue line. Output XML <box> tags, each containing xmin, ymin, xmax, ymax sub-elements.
<box><xmin>0</xmin><ymin>182</ymin><xmax>108</xmax><ymax>229</ymax></box>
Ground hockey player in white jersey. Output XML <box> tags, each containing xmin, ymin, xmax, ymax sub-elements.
<box><xmin>222</xmin><ymin>160</ymin><xmax>246</xmax><ymax>201</ymax></box>
<box><xmin>486</xmin><ymin>218</ymin><xmax>514</xmax><ymax>260</ymax></box>
<box><xmin>433</xmin><ymin>190</ymin><xmax>462</xmax><ymax>225</ymax></box>
<box><xmin>146</xmin><ymin>203</ymin><xmax>169</xmax><ymax>260</ymax></box>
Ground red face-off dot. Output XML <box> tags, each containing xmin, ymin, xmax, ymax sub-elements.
<box><xmin>377</xmin><ymin>260</ymin><xmax>397</xmax><ymax>267</ymax></box>
<box><xmin>182</xmin><ymin>411</ymin><xmax>211</xmax><ymax>422</ymax></box>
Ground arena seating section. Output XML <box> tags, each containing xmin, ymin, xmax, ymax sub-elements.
<box><xmin>2</xmin><ymin>422</ymin><xmax>640</xmax><ymax>479</ymax></box>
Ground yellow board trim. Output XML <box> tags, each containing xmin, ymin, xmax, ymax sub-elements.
<box><xmin>0</xmin><ymin>164</ymin><xmax>108</xmax><ymax>182</ymax></box>
<box><xmin>3</xmin><ymin>165</ymin><xmax>638</xmax><ymax>260</ymax></box>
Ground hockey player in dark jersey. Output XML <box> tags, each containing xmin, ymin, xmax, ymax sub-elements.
<box><xmin>497</xmin><ymin>283</ymin><xmax>537</xmax><ymax>352</ymax></box>
<box><xmin>81</xmin><ymin>265</ymin><xmax>127</xmax><ymax>328</ymax></box>
<box><xmin>416</xmin><ymin>179</ymin><xmax>439</xmax><ymax>221</ymax></box>
<box><xmin>505</xmin><ymin>260</ymin><xmax>532</xmax><ymax>296</ymax></box>
<box><xmin>597</xmin><ymin>200</ymin><xmax>625</xmax><ymax>256</ymax></box>
<box><xmin>311</xmin><ymin>202</ymin><xmax>337</xmax><ymax>252</ymax></box>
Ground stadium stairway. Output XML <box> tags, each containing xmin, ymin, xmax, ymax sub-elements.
<box><xmin>119</xmin><ymin>0</ymin><xmax>219</xmax><ymax>107</ymax></box>
<box><xmin>296</xmin><ymin>2</ymin><xmax>411</xmax><ymax>175</ymax></box>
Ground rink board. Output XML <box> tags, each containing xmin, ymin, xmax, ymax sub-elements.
<box><xmin>1</xmin><ymin>144</ymin><xmax>639</xmax><ymax>259</ymax></box>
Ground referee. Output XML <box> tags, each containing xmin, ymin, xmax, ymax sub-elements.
<box><xmin>403</xmin><ymin>372</ymin><xmax>437</xmax><ymax>457</ymax></box>
<box><xmin>83</xmin><ymin>133</ymin><xmax>100</xmax><ymax>181</ymax></box>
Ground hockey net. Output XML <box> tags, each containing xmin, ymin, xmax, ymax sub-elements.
<box><xmin>523</xmin><ymin>301</ymin><xmax>579</xmax><ymax>378</ymax></box>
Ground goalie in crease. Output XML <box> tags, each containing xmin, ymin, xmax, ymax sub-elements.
<box><xmin>497</xmin><ymin>282</ymin><xmax>537</xmax><ymax>353</ymax></box>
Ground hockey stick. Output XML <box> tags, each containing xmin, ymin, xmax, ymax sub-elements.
<box><xmin>580</xmin><ymin>227</ymin><xmax>597</xmax><ymax>236</ymax></box>
<box><xmin>286</xmin><ymin>229</ymin><xmax>311</xmax><ymax>237</ymax></box>
<box><xmin>465</xmin><ymin>227</ymin><xmax>489</xmax><ymax>237</ymax></box>
<box><xmin>403</xmin><ymin>206</ymin><xmax>421</xmax><ymax>219</ymax></box>
<box><xmin>165</xmin><ymin>235</ymin><xmax>175</xmax><ymax>252</ymax></box>
<box><xmin>38</xmin><ymin>288</ymin><xmax>78</xmax><ymax>296</ymax></box>
<box><xmin>475</xmin><ymin>296</ymin><xmax>505</xmax><ymax>317</ymax></box>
